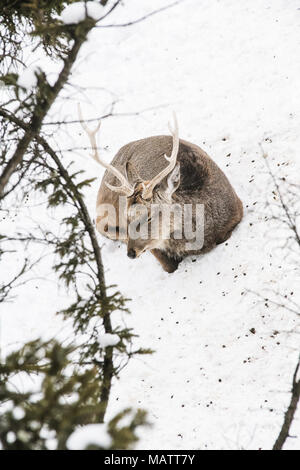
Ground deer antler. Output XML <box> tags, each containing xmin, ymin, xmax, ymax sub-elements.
<box><xmin>141</xmin><ymin>112</ymin><xmax>179</xmax><ymax>200</ymax></box>
<box><xmin>78</xmin><ymin>103</ymin><xmax>134</xmax><ymax>197</ymax></box>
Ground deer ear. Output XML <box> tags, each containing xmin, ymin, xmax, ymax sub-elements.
<box><xmin>159</xmin><ymin>163</ymin><xmax>180</xmax><ymax>201</ymax></box>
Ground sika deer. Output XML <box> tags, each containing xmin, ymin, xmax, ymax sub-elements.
<box><xmin>79</xmin><ymin>106</ymin><xmax>243</xmax><ymax>273</ymax></box>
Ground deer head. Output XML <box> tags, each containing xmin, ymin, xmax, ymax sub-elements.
<box><xmin>78</xmin><ymin>105</ymin><xmax>181</xmax><ymax>259</ymax></box>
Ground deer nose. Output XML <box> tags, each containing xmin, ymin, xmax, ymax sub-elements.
<box><xmin>127</xmin><ymin>248</ymin><xmax>136</xmax><ymax>259</ymax></box>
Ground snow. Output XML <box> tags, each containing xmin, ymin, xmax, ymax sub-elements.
<box><xmin>98</xmin><ymin>333</ymin><xmax>120</xmax><ymax>348</ymax></box>
<box><xmin>6</xmin><ymin>432</ymin><xmax>16</xmax><ymax>444</ymax></box>
<box><xmin>17</xmin><ymin>66</ymin><xmax>39</xmax><ymax>90</ymax></box>
<box><xmin>60</xmin><ymin>1</ymin><xmax>103</xmax><ymax>25</ymax></box>
<box><xmin>1</xmin><ymin>0</ymin><xmax>300</xmax><ymax>450</ymax></box>
<box><xmin>67</xmin><ymin>423</ymin><xmax>112</xmax><ymax>450</ymax></box>
<box><xmin>12</xmin><ymin>407</ymin><xmax>25</xmax><ymax>420</ymax></box>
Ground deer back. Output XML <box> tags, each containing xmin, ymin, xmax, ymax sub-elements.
<box><xmin>97</xmin><ymin>135</ymin><xmax>213</xmax><ymax>205</ymax></box>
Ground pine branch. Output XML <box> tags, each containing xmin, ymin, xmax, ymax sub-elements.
<box><xmin>0</xmin><ymin>106</ymin><xmax>113</xmax><ymax>422</ymax></box>
<box><xmin>0</xmin><ymin>21</ymin><xmax>95</xmax><ymax>198</ymax></box>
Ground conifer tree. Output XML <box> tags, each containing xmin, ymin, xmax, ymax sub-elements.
<box><xmin>0</xmin><ymin>0</ymin><xmax>152</xmax><ymax>450</ymax></box>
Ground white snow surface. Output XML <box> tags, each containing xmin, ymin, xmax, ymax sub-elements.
<box><xmin>60</xmin><ymin>1</ymin><xmax>103</xmax><ymax>25</ymax></box>
<box><xmin>17</xmin><ymin>66</ymin><xmax>39</xmax><ymax>89</ymax></box>
<box><xmin>98</xmin><ymin>333</ymin><xmax>120</xmax><ymax>348</ymax></box>
<box><xmin>12</xmin><ymin>407</ymin><xmax>25</xmax><ymax>420</ymax></box>
<box><xmin>67</xmin><ymin>423</ymin><xmax>112</xmax><ymax>450</ymax></box>
<box><xmin>1</xmin><ymin>0</ymin><xmax>300</xmax><ymax>450</ymax></box>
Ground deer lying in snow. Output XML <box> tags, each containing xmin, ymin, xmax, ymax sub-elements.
<box><xmin>79</xmin><ymin>106</ymin><xmax>243</xmax><ymax>273</ymax></box>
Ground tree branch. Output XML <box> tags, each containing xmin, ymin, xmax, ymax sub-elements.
<box><xmin>42</xmin><ymin>103</ymin><xmax>169</xmax><ymax>126</ymax></box>
<box><xmin>0</xmin><ymin>22</ymin><xmax>94</xmax><ymax>198</ymax></box>
<box><xmin>0</xmin><ymin>106</ymin><xmax>113</xmax><ymax>422</ymax></box>
<box><xmin>261</xmin><ymin>148</ymin><xmax>300</xmax><ymax>247</ymax></box>
<box><xmin>98</xmin><ymin>0</ymin><xmax>185</xmax><ymax>28</ymax></box>
<box><xmin>273</xmin><ymin>356</ymin><xmax>300</xmax><ymax>450</ymax></box>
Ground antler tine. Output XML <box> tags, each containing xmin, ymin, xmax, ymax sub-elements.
<box><xmin>78</xmin><ymin>103</ymin><xmax>102</xmax><ymax>164</ymax></box>
<box><xmin>142</xmin><ymin>112</ymin><xmax>179</xmax><ymax>200</ymax></box>
<box><xmin>165</xmin><ymin>111</ymin><xmax>178</xmax><ymax>162</ymax></box>
<box><xmin>167</xmin><ymin>111</ymin><xmax>177</xmax><ymax>136</ymax></box>
<box><xmin>78</xmin><ymin>103</ymin><xmax>134</xmax><ymax>196</ymax></box>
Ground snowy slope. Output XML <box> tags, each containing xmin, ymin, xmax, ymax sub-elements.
<box><xmin>2</xmin><ymin>0</ymin><xmax>300</xmax><ymax>450</ymax></box>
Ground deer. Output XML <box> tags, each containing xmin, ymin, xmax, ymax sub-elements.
<box><xmin>78</xmin><ymin>106</ymin><xmax>243</xmax><ymax>273</ymax></box>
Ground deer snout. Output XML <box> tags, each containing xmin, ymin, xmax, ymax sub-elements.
<box><xmin>127</xmin><ymin>248</ymin><xmax>137</xmax><ymax>259</ymax></box>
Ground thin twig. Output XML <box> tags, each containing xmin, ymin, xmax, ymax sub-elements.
<box><xmin>42</xmin><ymin>103</ymin><xmax>169</xmax><ymax>126</ymax></box>
<box><xmin>98</xmin><ymin>0</ymin><xmax>185</xmax><ymax>28</ymax></box>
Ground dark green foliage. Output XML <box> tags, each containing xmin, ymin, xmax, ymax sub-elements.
<box><xmin>1</xmin><ymin>0</ymin><xmax>72</xmax><ymax>20</ymax></box>
<box><xmin>106</xmin><ymin>408</ymin><xmax>148</xmax><ymax>451</ymax></box>
<box><xmin>0</xmin><ymin>340</ymin><xmax>148</xmax><ymax>450</ymax></box>
<box><xmin>60</xmin><ymin>286</ymin><xmax>129</xmax><ymax>333</ymax></box>
<box><xmin>0</xmin><ymin>0</ymin><xmax>84</xmax><ymax>66</ymax></box>
<box><xmin>0</xmin><ymin>340</ymin><xmax>103</xmax><ymax>449</ymax></box>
